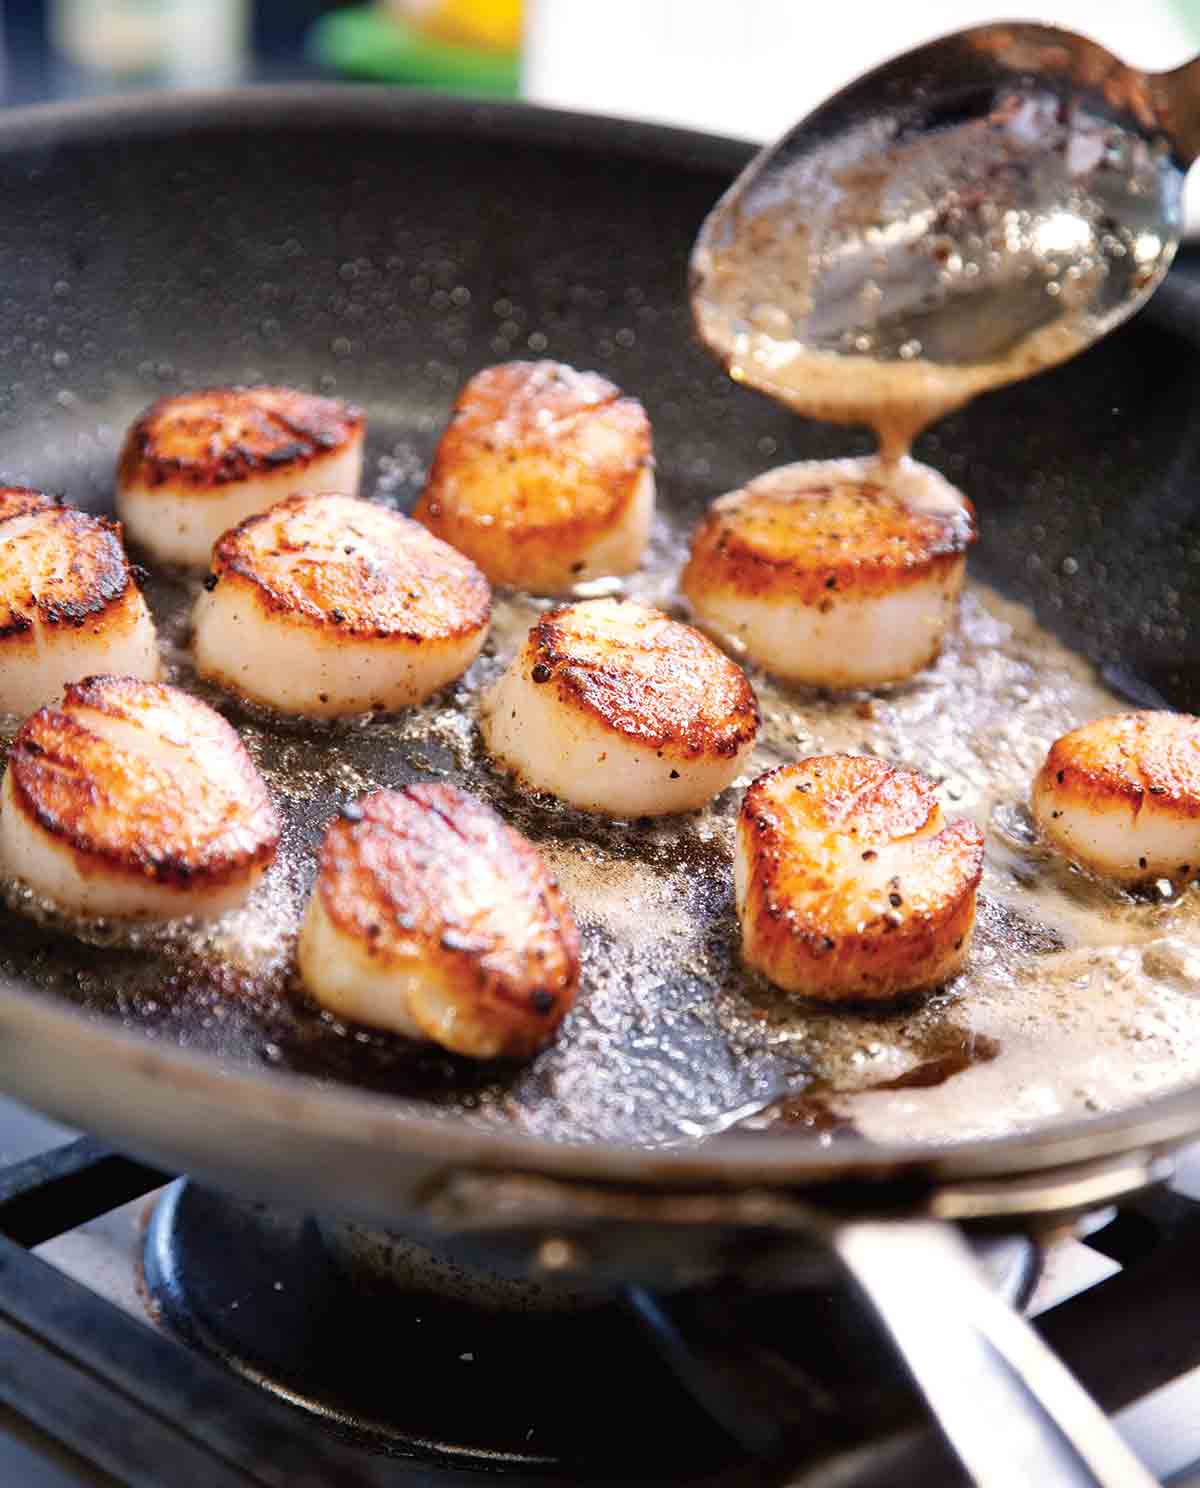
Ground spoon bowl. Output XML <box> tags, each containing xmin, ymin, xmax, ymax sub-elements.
<box><xmin>690</xmin><ymin>23</ymin><xmax>1189</xmax><ymax>458</ymax></box>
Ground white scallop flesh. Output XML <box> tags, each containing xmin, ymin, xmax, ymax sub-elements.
<box><xmin>297</xmin><ymin>785</ymin><xmax>580</xmax><ymax>1060</ymax></box>
<box><xmin>481</xmin><ymin>597</ymin><xmax>759</xmax><ymax>817</ymax></box>
<box><xmin>301</xmin><ymin>890</ymin><xmax>428</xmax><ymax>1041</ymax></box>
<box><xmin>414</xmin><ymin>360</ymin><xmax>655</xmax><ymax>594</ymax></box>
<box><xmin>0</xmin><ymin>489</ymin><xmax>159</xmax><ymax>717</ymax></box>
<box><xmin>0</xmin><ymin>676</ymin><xmax>279</xmax><ymax>921</ymax></box>
<box><xmin>192</xmin><ymin>493</ymin><xmax>491</xmax><ymax>718</ymax></box>
<box><xmin>682</xmin><ymin>457</ymin><xmax>974</xmax><ymax>688</ymax></box>
<box><xmin>1031</xmin><ymin>711</ymin><xmax>1200</xmax><ymax>884</ymax></box>
<box><xmin>734</xmin><ymin>756</ymin><xmax>984</xmax><ymax>1001</ymax></box>
<box><xmin>116</xmin><ymin>387</ymin><xmax>364</xmax><ymax>568</ymax></box>
<box><xmin>119</xmin><ymin>444</ymin><xmax>362</xmax><ymax>569</ymax></box>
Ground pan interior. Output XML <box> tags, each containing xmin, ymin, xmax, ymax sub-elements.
<box><xmin>1</xmin><ymin>102</ymin><xmax>1200</xmax><ymax>1158</ymax></box>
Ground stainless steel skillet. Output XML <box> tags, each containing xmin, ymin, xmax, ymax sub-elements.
<box><xmin>0</xmin><ymin>86</ymin><xmax>1198</xmax><ymax>1484</ymax></box>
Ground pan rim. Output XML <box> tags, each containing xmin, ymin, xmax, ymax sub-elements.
<box><xmin>0</xmin><ymin>80</ymin><xmax>758</xmax><ymax>172</ymax></box>
<box><xmin>0</xmin><ymin>83</ymin><xmax>1196</xmax><ymax>1193</ymax></box>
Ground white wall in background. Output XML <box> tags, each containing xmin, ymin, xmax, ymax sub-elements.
<box><xmin>524</xmin><ymin>0</ymin><xmax>1200</xmax><ymax>228</ymax></box>
<box><xmin>524</xmin><ymin>0</ymin><xmax>1195</xmax><ymax>142</ymax></box>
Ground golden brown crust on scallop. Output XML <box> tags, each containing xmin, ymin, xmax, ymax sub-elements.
<box><xmin>1034</xmin><ymin>712</ymin><xmax>1200</xmax><ymax>819</ymax></box>
<box><xmin>7</xmin><ymin>676</ymin><xmax>280</xmax><ymax>888</ymax></box>
<box><xmin>208</xmin><ymin>493</ymin><xmax>491</xmax><ymax>641</ymax></box>
<box><xmin>752</xmin><ymin>754</ymin><xmax>943</xmax><ymax>844</ymax></box>
<box><xmin>526</xmin><ymin>599</ymin><xmax>759</xmax><ymax>759</ymax></box>
<box><xmin>683</xmin><ymin>475</ymin><xmax>975</xmax><ymax>605</ymax></box>
<box><xmin>317</xmin><ymin>785</ymin><xmax>579</xmax><ymax>1057</ymax></box>
<box><xmin>413</xmin><ymin>360</ymin><xmax>652</xmax><ymax>567</ymax></box>
<box><xmin>739</xmin><ymin>757</ymin><xmax>983</xmax><ymax>1001</ymax></box>
<box><xmin>0</xmin><ymin>491</ymin><xmax>140</xmax><ymax>642</ymax></box>
<box><xmin>0</xmin><ymin>486</ymin><xmax>57</xmax><ymax>522</ymax></box>
<box><xmin>117</xmin><ymin>387</ymin><xmax>363</xmax><ymax>493</ymax></box>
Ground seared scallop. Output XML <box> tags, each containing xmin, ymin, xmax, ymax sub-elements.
<box><xmin>735</xmin><ymin>756</ymin><xmax>984</xmax><ymax>1001</ymax></box>
<box><xmin>481</xmin><ymin>597</ymin><xmax>758</xmax><ymax>816</ymax></box>
<box><xmin>0</xmin><ymin>487</ymin><xmax>159</xmax><ymax>717</ymax></box>
<box><xmin>413</xmin><ymin>360</ymin><xmax>654</xmax><ymax>594</ymax></box>
<box><xmin>1032</xmin><ymin>711</ymin><xmax>1200</xmax><ymax>884</ymax></box>
<box><xmin>682</xmin><ymin>457</ymin><xmax>974</xmax><ymax>688</ymax></box>
<box><xmin>0</xmin><ymin>676</ymin><xmax>279</xmax><ymax>921</ymax></box>
<box><xmin>193</xmin><ymin>493</ymin><xmax>491</xmax><ymax>718</ymax></box>
<box><xmin>298</xmin><ymin>784</ymin><xmax>580</xmax><ymax>1059</ymax></box>
<box><xmin>116</xmin><ymin>386</ymin><xmax>364</xmax><ymax>568</ymax></box>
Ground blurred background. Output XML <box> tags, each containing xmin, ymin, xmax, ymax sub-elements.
<box><xmin>7</xmin><ymin>0</ymin><xmax>1195</xmax><ymax>225</ymax></box>
<box><xmin>2</xmin><ymin>0</ymin><xmax>1199</xmax><ymax>132</ymax></box>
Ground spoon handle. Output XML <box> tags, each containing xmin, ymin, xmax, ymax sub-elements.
<box><xmin>834</xmin><ymin>1218</ymin><xmax>1157</xmax><ymax>1488</ymax></box>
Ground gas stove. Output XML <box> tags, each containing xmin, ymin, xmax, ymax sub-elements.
<box><xmin>0</xmin><ymin>1099</ymin><xmax>1198</xmax><ymax>1485</ymax></box>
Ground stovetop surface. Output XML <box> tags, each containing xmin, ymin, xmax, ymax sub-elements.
<box><xmin>0</xmin><ymin>1094</ymin><xmax>1198</xmax><ymax>1486</ymax></box>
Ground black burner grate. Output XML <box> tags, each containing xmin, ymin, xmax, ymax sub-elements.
<box><xmin>0</xmin><ymin>1142</ymin><xmax>425</xmax><ymax>1487</ymax></box>
<box><xmin>0</xmin><ymin>1139</ymin><xmax>1197</xmax><ymax>1486</ymax></box>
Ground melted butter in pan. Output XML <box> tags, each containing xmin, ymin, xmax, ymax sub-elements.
<box><xmin>2</xmin><ymin>523</ymin><xmax>1200</xmax><ymax>1151</ymax></box>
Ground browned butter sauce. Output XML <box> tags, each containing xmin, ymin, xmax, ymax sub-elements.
<box><xmin>711</xmin><ymin>326</ymin><xmax>1088</xmax><ymax>466</ymax></box>
<box><xmin>691</xmin><ymin>222</ymin><xmax>1091</xmax><ymax>465</ymax></box>
<box><xmin>3</xmin><ymin>542</ymin><xmax>1199</xmax><ymax>1152</ymax></box>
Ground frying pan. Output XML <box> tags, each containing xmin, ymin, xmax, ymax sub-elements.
<box><xmin>0</xmin><ymin>86</ymin><xmax>1196</xmax><ymax>1485</ymax></box>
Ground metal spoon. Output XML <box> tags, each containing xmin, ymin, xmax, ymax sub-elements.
<box><xmin>690</xmin><ymin>22</ymin><xmax>1188</xmax><ymax>459</ymax></box>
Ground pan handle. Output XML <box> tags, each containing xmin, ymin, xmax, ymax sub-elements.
<box><xmin>832</xmin><ymin>1217</ymin><xmax>1156</xmax><ymax>1488</ymax></box>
